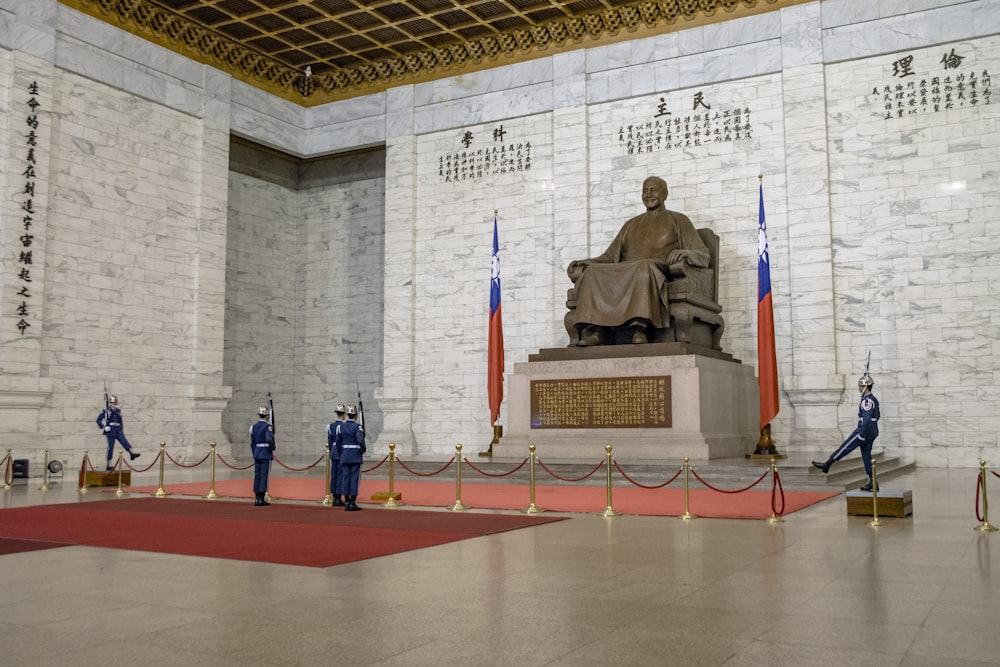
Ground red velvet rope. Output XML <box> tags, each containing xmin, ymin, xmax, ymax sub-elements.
<box><xmin>124</xmin><ymin>450</ymin><xmax>160</xmax><ymax>473</ymax></box>
<box><xmin>3</xmin><ymin>455</ymin><xmax>11</xmax><ymax>486</ymax></box>
<box><xmin>976</xmin><ymin>473</ymin><xmax>984</xmax><ymax>523</ymax></box>
<box><xmin>614</xmin><ymin>460</ymin><xmax>683</xmax><ymax>489</ymax></box>
<box><xmin>536</xmin><ymin>458</ymin><xmax>604</xmax><ymax>482</ymax></box>
<box><xmin>690</xmin><ymin>467</ymin><xmax>769</xmax><ymax>494</ymax></box>
<box><xmin>215</xmin><ymin>453</ymin><xmax>254</xmax><ymax>471</ymax></box>
<box><xmin>362</xmin><ymin>455</ymin><xmax>389</xmax><ymax>473</ymax></box>
<box><xmin>395</xmin><ymin>457</ymin><xmax>454</xmax><ymax>476</ymax></box>
<box><xmin>273</xmin><ymin>454</ymin><xmax>324</xmax><ymax>472</ymax></box>
<box><xmin>462</xmin><ymin>457</ymin><xmax>528</xmax><ymax>477</ymax></box>
<box><xmin>992</xmin><ymin>470</ymin><xmax>1000</xmax><ymax>480</ymax></box>
<box><xmin>168</xmin><ymin>450</ymin><xmax>212</xmax><ymax>469</ymax></box>
<box><xmin>771</xmin><ymin>468</ymin><xmax>786</xmax><ymax>516</ymax></box>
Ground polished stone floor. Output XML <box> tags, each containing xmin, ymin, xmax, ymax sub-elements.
<box><xmin>0</xmin><ymin>465</ymin><xmax>998</xmax><ymax>666</ymax></box>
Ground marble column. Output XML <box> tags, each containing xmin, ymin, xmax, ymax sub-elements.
<box><xmin>550</xmin><ymin>51</ymin><xmax>591</xmax><ymax>348</ymax></box>
<box><xmin>375</xmin><ymin>94</ymin><xmax>418</xmax><ymax>454</ymax></box>
<box><xmin>779</xmin><ymin>4</ymin><xmax>845</xmax><ymax>450</ymax></box>
<box><xmin>187</xmin><ymin>68</ymin><xmax>234</xmax><ymax>455</ymax></box>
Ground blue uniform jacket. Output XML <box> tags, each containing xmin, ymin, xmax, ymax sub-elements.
<box><xmin>249</xmin><ymin>419</ymin><xmax>275</xmax><ymax>460</ymax></box>
<box><xmin>326</xmin><ymin>419</ymin><xmax>343</xmax><ymax>460</ymax></box>
<box><xmin>335</xmin><ymin>420</ymin><xmax>365</xmax><ymax>465</ymax></box>
<box><xmin>857</xmin><ymin>393</ymin><xmax>880</xmax><ymax>441</ymax></box>
<box><xmin>96</xmin><ymin>406</ymin><xmax>124</xmax><ymax>432</ymax></box>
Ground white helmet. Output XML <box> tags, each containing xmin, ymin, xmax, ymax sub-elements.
<box><xmin>858</xmin><ymin>373</ymin><xmax>874</xmax><ymax>388</ymax></box>
<box><xmin>258</xmin><ymin>405</ymin><xmax>269</xmax><ymax>417</ymax></box>
<box><xmin>335</xmin><ymin>403</ymin><xmax>346</xmax><ymax>415</ymax></box>
<box><xmin>346</xmin><ymin>404</ymin><xmax>358</xmax><ymax>417</ymax></box>
<box><xmin>109</xmin><ymin>395</ymin><xmax>119</xmax><ymax>405</ymax></box>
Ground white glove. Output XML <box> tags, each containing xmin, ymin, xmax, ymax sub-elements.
<box><xmin>104</xmin><ymin>426</ymin><xmax>111</xmax><ymax>433</ymax></box>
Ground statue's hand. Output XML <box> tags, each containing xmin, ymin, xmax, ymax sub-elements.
<box><xmin>666</xmin><ymin>249</ymin><xmax>690</xmax><ymax>265</ymax></box>
<box><xmin>567</xmin><ymin>260</ymin><xmax>588</xmax><ymax>282</ymax></box>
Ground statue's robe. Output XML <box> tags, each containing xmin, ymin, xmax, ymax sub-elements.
<box><xmin>570</xmin><ymin>208</ymin><xmax>710</xmax><ymax>332</ymax></box>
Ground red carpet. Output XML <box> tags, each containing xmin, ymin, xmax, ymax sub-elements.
<box><xmin>131</xmin><ymin>477</ymin><xmax>839</xmax><ymax>519</ymax></box>
<box><xmin>0</xmin><ymin>498</ymin><xmax>565</xmax><ymax>567</ymax></box>
<box><xmin>0</xmin><ymin>537</ymin><xmax>65</xmax><ymax>556</ymax></box>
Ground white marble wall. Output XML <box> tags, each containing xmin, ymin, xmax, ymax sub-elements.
<box><xmin>825</xmin><ymin>34</ymin><xmax>1000</xmax><ymax>466</ymax></box>
<box><xmin>295</xmin><ymin>176</ymin><xmax>385</xmax><ymax>453</ymax></box>
<box><xmin>0</xmin><ymin>0</ymin><xmax>998</xmax><ymax>467</ymax></box>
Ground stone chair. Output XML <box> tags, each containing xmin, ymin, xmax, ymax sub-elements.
<box><xmin>564</xmin><ymin>228</ymin><xmax>725</xmax><ymax>350</ymax></box>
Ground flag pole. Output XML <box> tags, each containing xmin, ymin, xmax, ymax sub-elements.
<box><xmin>752</xmin><ymin>174</ymin><xmax>782</xmax><ymax>458</ymax></box>
<box><xmin>483</xmin><ymin>209</ymin><xmax>504</xmax><ymax>457</ymax></box>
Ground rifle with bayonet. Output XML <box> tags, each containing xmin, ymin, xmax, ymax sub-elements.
<box><xmin>356</xmin><ymin>381</ymin><xmax>365</xmax><ymax>431</ymax></box>
<box><xmin>267</xmin><ymin>389</ymin><xmax>275</xmax><ymax>433</ymax></box>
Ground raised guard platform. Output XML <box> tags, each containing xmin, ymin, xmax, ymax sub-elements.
<box><xmin>507</xmin><ymin>345</ymin><xmax>759</xmax><ymax>462</ymax></box>
<box><xmin>80</xmin><ymin>470</ymin><xmax>131</xmax><ymax>487</ymax></box>
<box><xmin>846</xmin><ymin>489</ymin><xmax>912</xmax><ymax>518</ymax></box>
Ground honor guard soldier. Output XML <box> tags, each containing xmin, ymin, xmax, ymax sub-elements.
<box><xmin>250</xmin><ymin>405</ymin><xmax>276</xmax><ymax>506</ymax></box>
<box><xmin>813</xmin><ymin>372</ymin><xmax>881</xmax><ymax>491</ymax></box>
<box><xmin>336</xmin><ymin>403</ymin><xmax>366</xmax><ymax>511</ymax></box>
<box><xmin>96</xmin><ymin>395</ymin><xmax>140</xmax><ymax>471</ymax></box>
<box><xmin>326</xmin><ymin>403</ymin><xmax>347</xmax><ymax>507</ymax></box>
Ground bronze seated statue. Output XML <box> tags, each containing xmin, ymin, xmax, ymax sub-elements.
<box><xmin>564</xmin><ymin>176</ymin><xmax>724</xmax><ymax>350</ymax></box>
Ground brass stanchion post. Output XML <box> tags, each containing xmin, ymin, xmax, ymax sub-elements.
<box><xmin>448</xmin><ymin>443</ymin><xmax>469</xmax><ymax>511</ymax></box>
<box><xmin>205</xmin><ymin>442</ymin><xmax>220</xmax><ymax>499</ymax></box>
<box><xmin>154</xmin><ymin>441</ymin><xmax>169</xmax><ymax>498</ymax></box>
<box><xmin>39</xmin><ymin>449</ymin><xmax>50</xmax><ymax>491</ymax></box>
<box><xmin>681</xmin><ymin>457</ymin><xmax>697</xmax><ymax>521</ymax></box>
<box><xmin>384</xmin><ymin>443</ymin><xmax>400</xmax><ymax>508</ymax></box>
<box><xmin>767</xmin><ymin>457</ymin><xmax>784</xmax><ymax>524</ymax></box>
<box><xmin>78</xmin><ymin>450</ymin><xmax>89</xmax><ymax>494</ymax></box>
<box><xmin>114</xmin><ymin>452</ymin><xmax>126</xmax><ymax>497</ymax></box>
<box><xmin>522</xmin><ymin>444</ymin><xmax>544</xmax><ymax>514</ymax></box>
<box><xmin>975</xmin><ymin>459</ymin><xmax>998</xmax><ymax>532</ymax></box>
<box><xmin>600</xmin><ymin>444</ymin><xmax>620</xmax><ymax>517</ymax></box>
<box><xmin>868</xmin><ymin>458</ymin><xmax>882</xmax><ymax>527</ymax></box>
<box><xmin>321</xmin><ymin>449</ymin><xmax>332</xmax><ymax>505</ymax></box>
<box><xmin>3</xmin><ymin>449</ymin><xmax>12</xmax><ymax>490</ymax></box>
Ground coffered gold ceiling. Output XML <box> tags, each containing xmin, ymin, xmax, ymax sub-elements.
<box><xmin>62</xmin><ymin>0</ymin><xmax>790</xmax><ymax>106</ymax></box>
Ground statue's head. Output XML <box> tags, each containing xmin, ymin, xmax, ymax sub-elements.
<box><xmin>642</xmin><ymin>177</ymin><xmax>668</xmax><ymax>210</ymax></box>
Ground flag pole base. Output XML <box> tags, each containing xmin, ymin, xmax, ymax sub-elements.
<box><xmin>749</xmin><ymin>424</ymin><xmax>783</xmax><ymax>458</ymax></box>
<box><xmin>479</xmin><ymin>424</ymin><xmax>502</xmax><ymax>457</ymax></box>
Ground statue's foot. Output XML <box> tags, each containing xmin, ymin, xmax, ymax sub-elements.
<box><xmin>578</xmin><ymin>328</ymin><xmax>602</xmax><ymax>346</ymax></box>
<box><xmin>631</xmin><ymin>329</ymin><xmax>648</xmax><ymax>344</ymax></box>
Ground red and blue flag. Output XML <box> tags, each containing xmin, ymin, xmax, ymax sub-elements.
<box><xmin>757</xmin><ymin>183</ymin><xmax>779</xmax><ymax>428</ymax></box>
<box><xmin>488</xmin><ymin>217</ymin><xmax>504</xmax><ymax>425</ymax></box>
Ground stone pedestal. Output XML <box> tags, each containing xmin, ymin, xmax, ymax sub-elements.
<box><xmin>506</xmin><ymin>345</ymin><xmax>759</xmax><ymax>462</ymax></box>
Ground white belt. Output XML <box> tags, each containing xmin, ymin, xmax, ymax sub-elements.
<box><xmin>255</xmin><ymin>443</ymin><xmax>271</xmax><ymax>447</ymax></box>
<box><xmin>343</xmin><ymin>445</ymin><xmax>361</xmax><ymax>449</ymax></box>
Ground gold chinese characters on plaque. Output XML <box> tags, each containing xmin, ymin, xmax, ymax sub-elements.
<box><xmin>530</xmin><ymin>376</ymin><xmax>671</xmax><ymax>429</ymax></box>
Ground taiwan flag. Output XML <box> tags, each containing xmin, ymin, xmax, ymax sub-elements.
<box><xmin>757</xmin><ymin>183</ymin><xmax>779</xmax><ymax>428</ymax></box>
<box><xmin>488</xmin><ymin>216</ymin><xmax>505</xmax><ymax>425</ymax></box>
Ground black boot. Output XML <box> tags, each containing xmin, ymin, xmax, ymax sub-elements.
<box><xmin>259</xmin><ymin>492</ymin><xmax>270</xmax><ymax>506</ymax></box>
<box><xmin>860</xmin><ymin>478</ymin><xmax>878</xmax><ymax>493</ymax></box>
<box><xmin>254</xmin><ymin>493</ymin><xmax>262</xmax><ymax>506</ymax></box>
<box><xmin>332</xmin><ymin>495</ymin><xmax>345</xmax><ymax>507</ymax></box>
<box><xmin>129</xmin><ymin>451</ymin><xmax>141</xmax><ymax>461</ymax></box>
<box><xmin>811</xmin><ymin>459</ymin><xmax>831</xmax><ymax>474</ymax></box>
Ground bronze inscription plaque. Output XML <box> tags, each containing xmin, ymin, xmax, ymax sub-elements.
<box><xmin>530</xmin><ymin>376</ymin><xmax>672</xmax><ymax>429</ymax></box>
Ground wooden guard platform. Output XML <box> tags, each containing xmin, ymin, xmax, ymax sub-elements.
<box><xmin>846</xmin><ymin>489</ymin><xmax>912</xmax><ymax>518</ymax></box>
<box><xmin>80</xmin><ymin>470</ymin><xmax>131</xmax><ymax>487</ymax></box>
